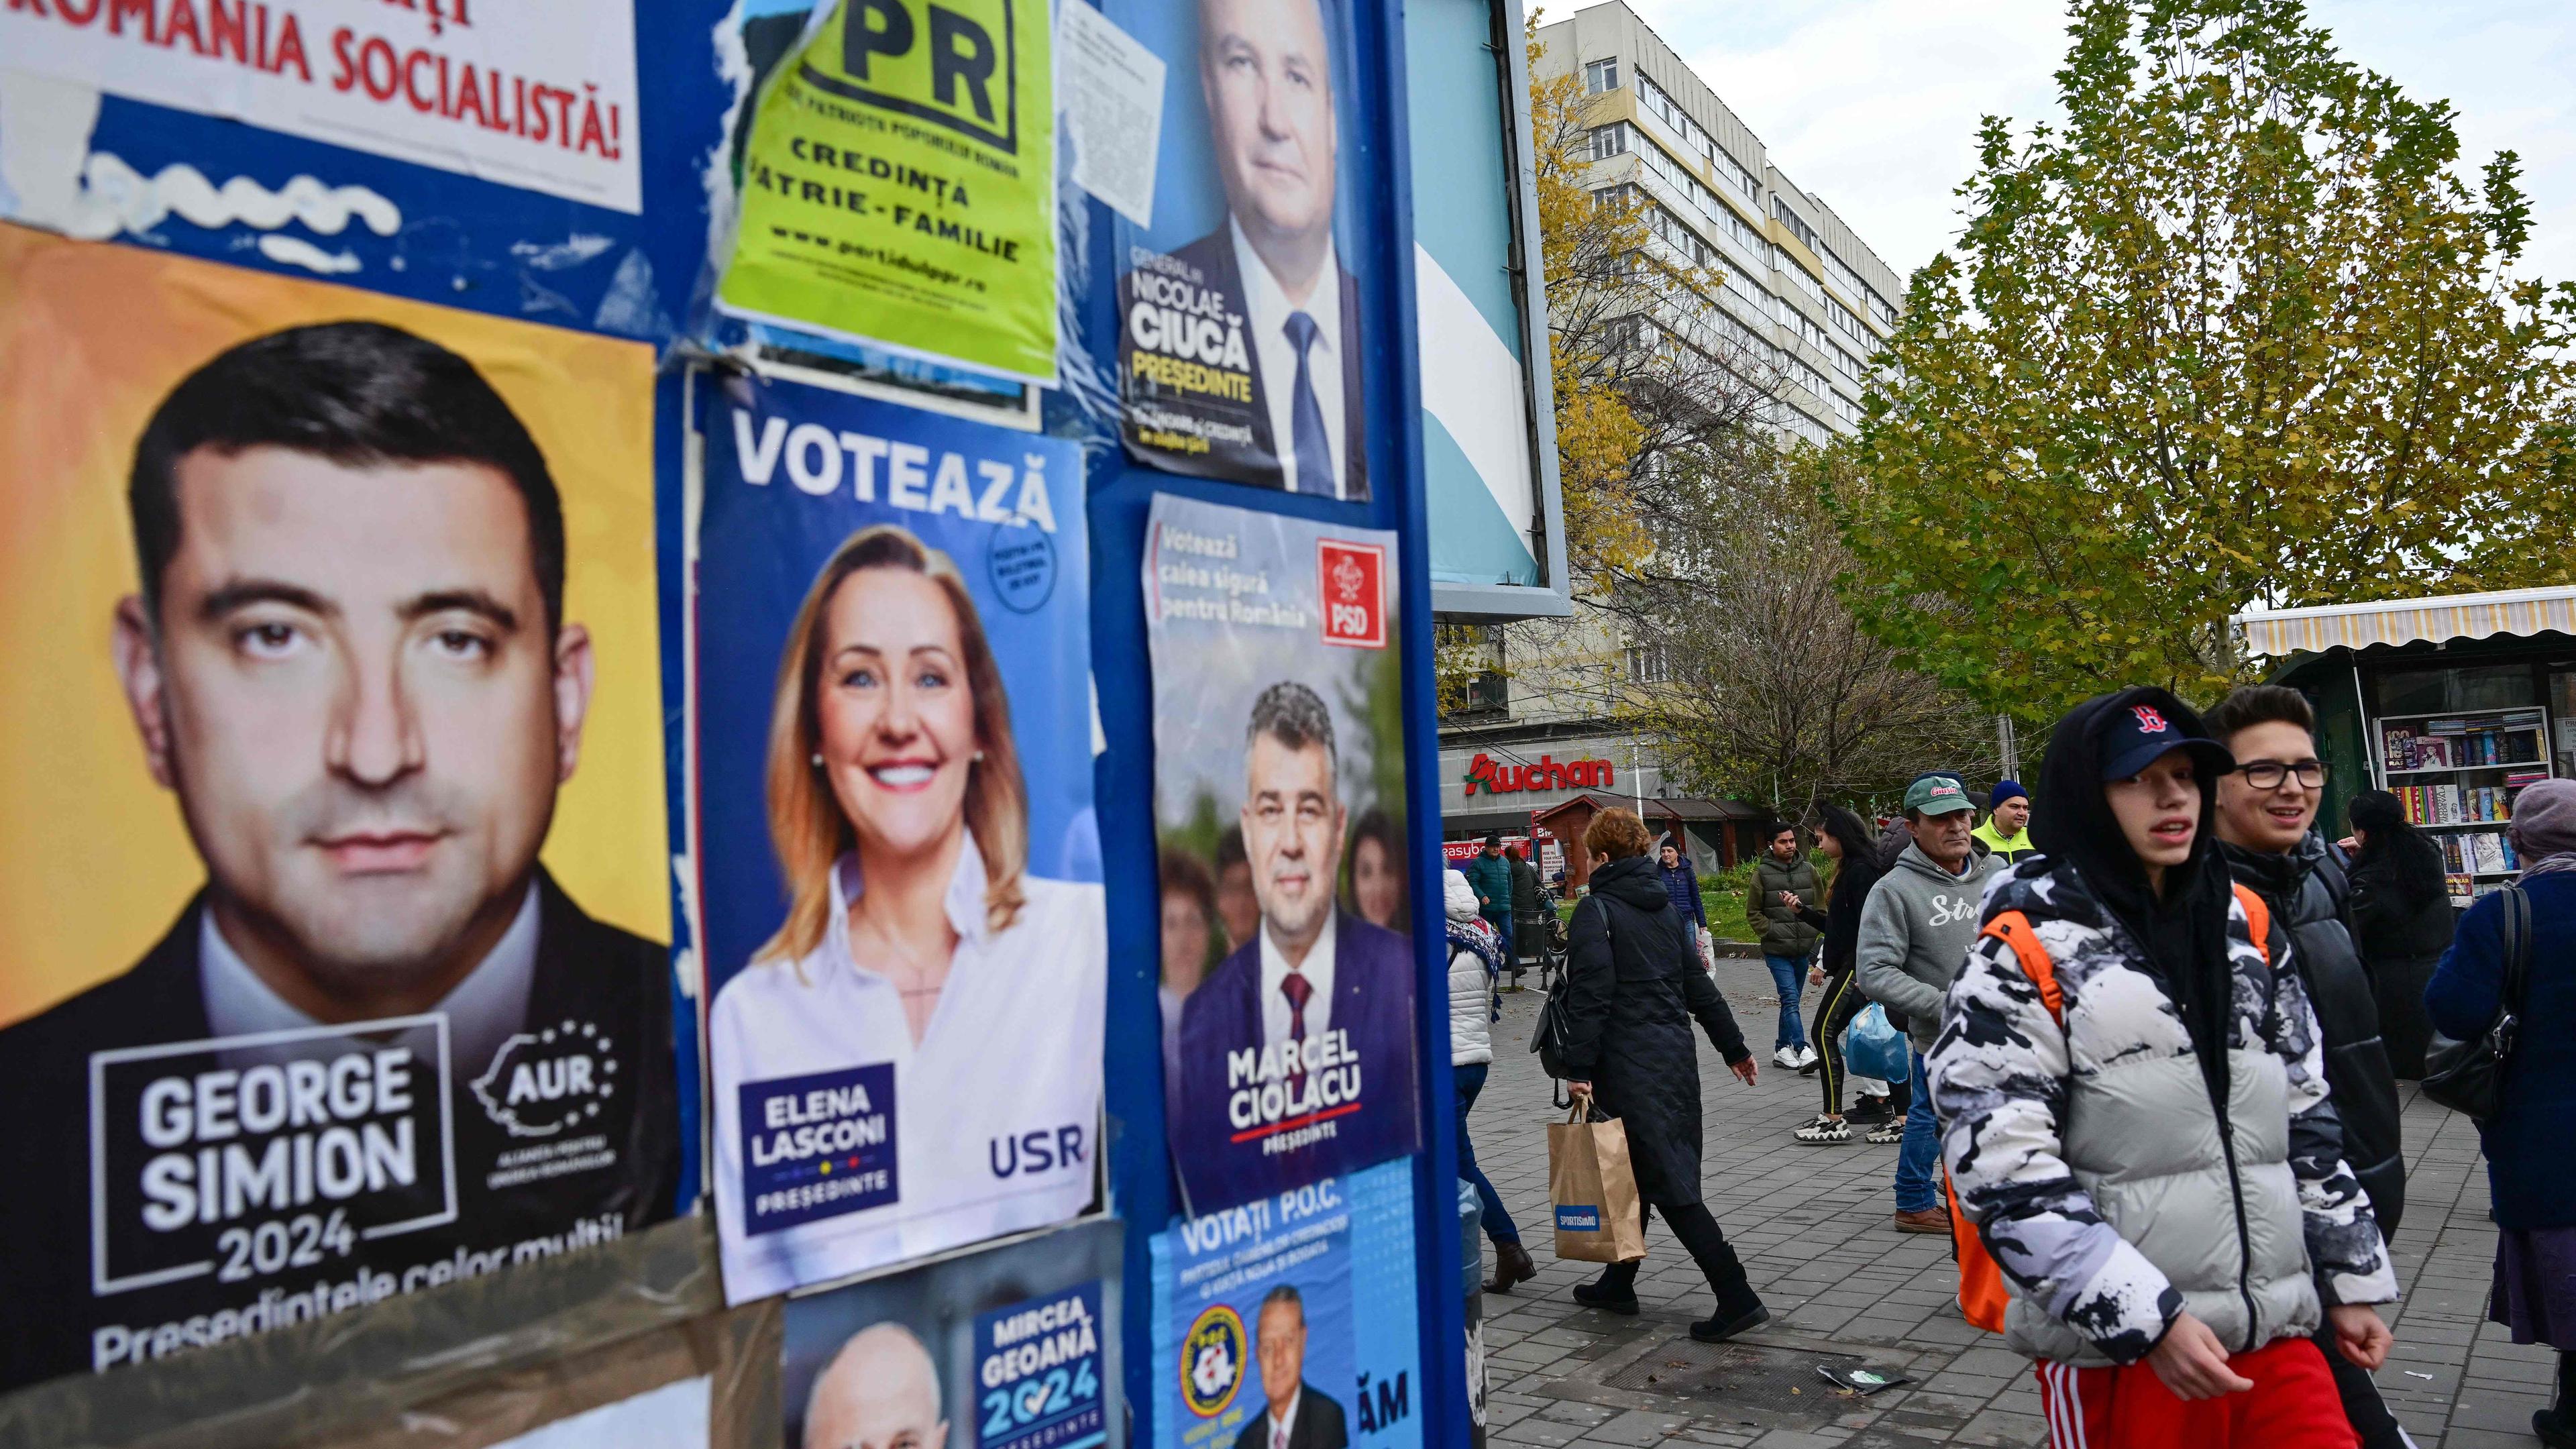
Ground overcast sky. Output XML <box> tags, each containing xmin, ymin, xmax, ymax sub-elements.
<box><xmin>1608</xmin><ymin>0</ymin><xmax>2576</xmax><ymax>288</ymax></box>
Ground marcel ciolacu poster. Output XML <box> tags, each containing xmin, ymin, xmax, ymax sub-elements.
<box><xmin>694</xmin><ymin>372</ymin><xmax>1103</xmax><ymax>1303</ymax></box>
<box><xmin>1144</xmin><ymin>493</ymin><xmax>1417</xmax><ymax>1220</ymax></box>
<box><xmin>718</xmin><ymin>0</ymin><xmax>1059</xmax><ymax>385</ymax></box>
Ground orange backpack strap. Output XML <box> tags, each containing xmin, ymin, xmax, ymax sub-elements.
<box><xmin>2230</xmin><ymin>883</ymin><xmax>2273</xmax><ymax>967</ymax></box>
<box><xmin>1981</xmin><ymin>910</ymin><xmax>2062</xmax><ymax>1025</ymax></box>
<box><xmin>1956</xmin><ymin>908</ymin><xmax>2061</xmax><ymax>1336</ymax></box>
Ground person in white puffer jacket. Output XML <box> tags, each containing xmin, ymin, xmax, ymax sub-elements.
<box><xmin>1446</xmin><ymin>868</ymin><xmax>1532</xmax><ymax>1291</ymax></box>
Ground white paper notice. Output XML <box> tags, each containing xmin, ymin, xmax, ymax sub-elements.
<box><xmin>1059</xmin><ymin>1</ymin><xmax>1161</xmax><ymax>229</ymax></box>
<box><xmin>1</xmin><ymin>0</ymin><xmax>642</xmax><ymax>212</ymax></box>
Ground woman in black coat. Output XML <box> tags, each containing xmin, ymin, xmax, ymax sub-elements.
<box><xmin>1558</xmin><ymin>807</ymin><xmax>1766</xmax><ymax>1342</ymax></box>
<box><xmin>2344</xmin><ymin>789</ymin><xmax>2454</xmax><ymax>1079</ymax></box>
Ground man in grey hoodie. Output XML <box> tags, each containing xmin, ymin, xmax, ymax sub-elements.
<box><xmin>1856</xmin><ymin>775</ymin><xmax>2003</xmax><ymax>1232</ymax></box>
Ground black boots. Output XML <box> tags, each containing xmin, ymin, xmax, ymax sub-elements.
<box><xmin>1570</xmin><ymin>1260</ymin><xmax>1640</xmax><ymax>1315</ymax></box>
<box><xmin>1484</xmin><ymin>1240</ymin><xmax>1538</xmax><ymax>1294</ymax></box>
<box><xmin>1690</xmin><ymin>1301</ymin><xmax>1770</xmax><ymax>1344</ymax></box>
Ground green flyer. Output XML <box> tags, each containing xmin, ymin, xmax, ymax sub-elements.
<box><xmin>719</xmin><ymin>0</ymin><xmax>1057</xmax><ymax>384</ymax></box>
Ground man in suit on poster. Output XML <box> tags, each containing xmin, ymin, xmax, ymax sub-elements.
<box><xmin>1118</xmin><ymin>0</ymin><xmax>1368</xmax><ymax>500</ymax></box>
<box><xmin>1233</xmin><ymin>1285</ymin><xmax>1348</xmax><ymax>1449</ymax></box>
<box><xmin>0</xmin><ymin>322</ymin><xmax>675</xmax><ymax>1391</ymax></box>
<box><xmin>1175</xmin><ymin>683</ymin><xmax>1416</xmax><ymax>1210</ymax></box>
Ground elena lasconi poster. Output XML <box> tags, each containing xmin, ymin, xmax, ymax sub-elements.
<box><xmin>694</xmin><ymin>372</ymin><xmax>1103</xmax><ymax>1302</ymax></box>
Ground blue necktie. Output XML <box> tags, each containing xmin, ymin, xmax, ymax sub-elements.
<box><xmin>1283</xmin><ymin>311</ymin><xmax>1333</xmax><ymax>497</ymax></box>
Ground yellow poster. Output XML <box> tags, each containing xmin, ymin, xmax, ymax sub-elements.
<box><xmin>0</xmin><ymin>223</ymin><xmax>677</xmax><ymax>1391</ymax></box>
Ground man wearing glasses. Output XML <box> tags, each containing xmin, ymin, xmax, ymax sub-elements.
<box><xmin>2204</xmin><ymin>686</ymin><xmax>2412</xmax><ymax>1449</ymax></box>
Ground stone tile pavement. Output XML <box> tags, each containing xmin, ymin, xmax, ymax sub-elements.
<box><xmin>1460</xmin><ymin>959</ymin><xmax>2559</xmax><ymax>1448</ymax></box>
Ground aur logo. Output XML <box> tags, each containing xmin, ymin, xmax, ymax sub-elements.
<box><xmin>807</xmin><ymin>0</ymin><xmax>1026</xmax><ymax>154</ymax></box>
<box><xmin>471</xmin><ymin>1020</ymin><xmax>620</xmax><ymax>1139</ymax></box>
<box><xmin>1181</xmin><ymin>1303</ymin><xmax>1246</xmax><ymax>1418</ymax></box>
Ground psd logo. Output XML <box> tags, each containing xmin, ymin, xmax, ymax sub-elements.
<box><xmin>806</xmin><ymin>0</ymin><xmax>1028</xmax><ymax>153</ymax></box>
<box><xmin>1318</xmin><ymin>539</ymin><xmax>1386</xmax><ymax>649</ymax></box>
<box><xmin>1556</xmin><ymin>1205</ymin><xmax>1601</xmax><ymax>1232</ymax></box>
<box><xmin>472</xmin><ymin>1020</ymin><xmax>620</xmax><ymax>1138</ymax></box>
<box><xmin>1180</xmin><ymin>1303</ymin><xmax>1246</xmax><ymax>1418</ymax></box>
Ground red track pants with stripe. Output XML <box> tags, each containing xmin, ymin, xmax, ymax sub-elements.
<box><xmin>2035</xmin><ymin>1336</ymin><xmax>2357</xmax><ymax>1449</ymax></box>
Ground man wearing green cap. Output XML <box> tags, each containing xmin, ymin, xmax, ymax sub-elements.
<box><xmin>1857</xmin><ymin>775</ymin><xmax>2004</xmax><ymax>1231</ymax></box>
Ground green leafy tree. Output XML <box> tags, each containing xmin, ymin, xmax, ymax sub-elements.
<box><xmin>1837</xmin><ymin>0</ymin><xmax>2576</xmax><ymax>714</ymax></box>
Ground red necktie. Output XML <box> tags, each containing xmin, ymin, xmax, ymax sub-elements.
<box><xmin>1280</xmin><ymin>971</ymin><xmax>1313</xmax><ymax>1101</ymax></box>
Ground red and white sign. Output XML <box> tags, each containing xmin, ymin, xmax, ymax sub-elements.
<box><xmin>5</xmin><ymin>0</ymin><xmax>641</xmax><ymax>212</ymax></box>
<box><xmin>1462</xmin><ymin>752</ymin><xmax>1613</xmax><ymax>798</ymax></box>
<box><xmin>1317</xmin><ymin>539</ymin><xmax>1386</xmax><ymax>649</ymax></box>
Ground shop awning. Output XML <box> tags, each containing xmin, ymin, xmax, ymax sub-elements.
<box><xmin>2233</xmin><ymin>586</ymin><xmax>2576</xmax><ymax>657</ymax></box>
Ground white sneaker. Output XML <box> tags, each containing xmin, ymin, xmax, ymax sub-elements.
<box><xmin>1772</xmin><ymin>1046</ymin><xmax>1802</xmax><ymax>1069</ymax></box>
<box><xmin>1796</xmin><ymin>1045</ymin><xmax>1820</xmax><ymax>1068</ymax></box>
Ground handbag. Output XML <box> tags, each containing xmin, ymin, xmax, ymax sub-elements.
<box><xmin>2420</xmin><ymin>885</ymin><xmax>2530</xmax><ymax>1123</ymax></box>
<box><xmin>1546</xmin><ymin>1100</ymin><xmax>1646</xmax><ymax>1263</ymax></box>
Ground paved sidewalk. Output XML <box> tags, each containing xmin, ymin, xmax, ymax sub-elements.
<box><xmin>1462</xmin><ymin>961</ymin><xmax>2559</xmax><ymax>1448</ymax></box>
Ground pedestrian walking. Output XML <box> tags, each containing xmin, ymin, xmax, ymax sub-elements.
<box><xmin>1556</xmin><ymin>808</ymin><xmax>1768</xmax><ymax>1343</ymax></box>
<box><xmin>1657</xmin><ymin>837</ymin><xmax>1709</xmax><ymax>966</ymax></box>
<box><xmin>1931</xmin><ymin>687</ymin><xmax>2396</xmax><ymax>1449</ymax></box>
<box><xmin>1856</xmin><ymin>775</ymin><xmax>2002</xmax><ymax>1231</ymax></box>
<box><xmin>2343</xmin><ymin>789</ymin><xmax>2452</xmax><ymax>1079</ymax></box>
<box><xmin>2204</xmin><ymin>686</ymin><xmax>2412</xmax><ymax>1449</ymax></box>
<box><xmin>1444</xmin><ymin>870</ymin><xmax>1534</xmax><ymax>1294</ymax></box>
<box><xmin>2426</xmin><ymin>778</ymin><xmax>2576</xmax><ymax>1449</ymax></box>
<box><xmin>1748</xmin><ymin>823</ymin><xmax>1823</xmax><ymax>1069</ymax></box>
<box><xmin>1507</xmin><ymin>842</ymin><xmax>1546</xmax><ymax>988</ymax></box>
<box><xmin>1464</xmin><ymin>831</ymin><xmax>1515</xmax><ymax>945</ymax></box>
<box><xmin>1972</xmin><ymin>780</ymin><xmax>2037</xmax><ymax>863</ymax></box>
<box><xmin>1788</xmin><ymin>805</ymin><xmax>1892</xmax><ymax>1144</ymax></box>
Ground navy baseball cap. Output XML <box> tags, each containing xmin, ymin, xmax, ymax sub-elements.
<box><xmin>2099</xmin><ymin>700</ymin><xmax>2232</xmax><ymax>782</ymax></box>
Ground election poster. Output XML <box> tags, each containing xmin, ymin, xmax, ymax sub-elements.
<box><xmin>1150</xmin><ymin>1162</ymin><xmax>1421</xmax><ymax>1449</ymax></box>
<box><xmin>0</xmin><ymin>224</ymin><xmax>676</xmax><ymax>1391</ymax></box>
<box><xmin>694</xmin><ymin>372</ymin><xmax>1103</xmax><ymax>1303</ymax></box>
<box><xmin>1108</xmin><ymin>0</ymin><xmax>1372</xmax><ymax>500</ymax></box>
<box><xmin>716</xmin><ymin>0</ymin><xmax>1059</xmax><ymax>386</ymax></box>
<box><xmin>0</xmin><ymin>0</ymin><xmax>640</xmax><ymax>212</ymax></box>
<box><xmin>781</xmin><ymin>1218</ymin><xmax>1122</xmax><ymax>1449</ymax></box>
<box><xmin>1146</xmin><ymin>494</ymin><xmax>1417</xmax><ymax>1219</ymax></box>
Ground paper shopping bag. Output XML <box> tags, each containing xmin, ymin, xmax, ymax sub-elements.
<box><xmin>1547</xmin><ymin>1104</ymin><xmax>1646</xmax><ymax>1263</ymax></box>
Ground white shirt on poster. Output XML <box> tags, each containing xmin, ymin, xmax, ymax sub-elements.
<box><xmin>1258</xmin><ymin>904</ymin><xmax>1337</xmax><ymax>1055</ymax></box>
<box><xmin>709</xmin><ymin>832</ymin><xmax>1105</xmax><ymax>1301</ymax></box>
<box><xmin>1231</xmin><ymin>216</ymin><xmax>1347</xmax><ymax>500</ymax></box>
<box><xmin>1267</xmin><ymin>1388</ymin><xmax>1304</xmax><ymax>1449</ymax></box>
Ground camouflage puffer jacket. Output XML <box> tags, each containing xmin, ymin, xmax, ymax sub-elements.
<box><xmin>1926</xmin><ymin>860</ymin><xmax>2398</xmax><ymax>1367</ymax></box>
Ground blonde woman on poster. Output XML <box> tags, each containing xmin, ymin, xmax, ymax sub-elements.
<box><xmin>708</xmin><ymin>522</ymin><xmax>1104</xmax><ymax>1301</ymax></box>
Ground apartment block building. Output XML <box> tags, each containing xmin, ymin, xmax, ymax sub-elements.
<box><xmin>1536</xmin><ymin>0</ymin><xmax>1905</xmax><ymax>445</ymax></box>
<box><xmin>1438</xmin><ymin>3</ymin><xmax>1912</xmax><ymax>863</ymax></box>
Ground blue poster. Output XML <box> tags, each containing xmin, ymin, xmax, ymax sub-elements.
<box><xmin>1150</xmin><ymin>1163</ymin><xmax>1421</xmax><ymax>1449</ymax></box>
<box><xmin>783</xmin><ymin>1218</ymin><xmax>1124</xmax><ymax>1449</ymax></box>
<box><xmin>694</xmin><ymin>373</ymin><xmax>1103</xmax><ymax>1303</ymax></box>
<box><xmin>1146</xmin><ymin>494</ymin><xmax>1417</xmax><ymax>1220</ymax></box>
<box><xmin>1106</xmin><ymin>0</ymin><xmax>1375</xmax><ymax>499</ymax></box>
<box><xmin>973</xmin><ymin>1282</ymin><xmax>1110</xmax><ymax>1449</ymax></box>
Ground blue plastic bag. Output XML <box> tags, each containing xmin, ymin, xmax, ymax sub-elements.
<box><xmin>1843</xmin><ymin>1003</ymin><xmax>1909</xmax><ymax>1083</ymax></box>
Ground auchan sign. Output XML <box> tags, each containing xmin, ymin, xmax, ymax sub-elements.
<box><xmin>1463</xmin><ymin>753</ymin><xmax>1614</xmax><ymax>797</ymax></box>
